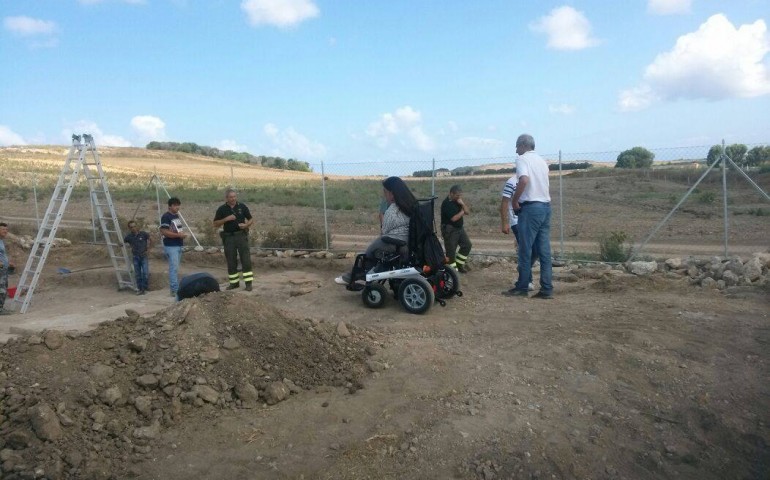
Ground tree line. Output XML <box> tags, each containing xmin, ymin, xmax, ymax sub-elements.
<box><xmin>615</xmin><ymin>144</ymin><xmax>770</xmax><ymax>169</ymax></box>
<box><xmin>412</xmin><ymin>162</ymin><xmax>592</xmax><ymax>177</ymax></box>
<box><xmin>145</xmin><ymin>141</ymin><xmax>312</xmax><ymax>172</ymax></box>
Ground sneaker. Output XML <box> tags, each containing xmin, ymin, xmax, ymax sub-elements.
<box><xmin>140</xmin><ymin>290</ymin><xmax>147</xmax><ymax>295</ymax></box>
<box><xmin>136</xmin><ymin>290</ymin><xmax>143</xmax><ymax>296</ymax></box>
<box><xmin>244</xmin><ymin>283</ymin><xmax>252</xmax><ymax>292</ymax></box>
<box><xmin>532</xmin><ymin>291</ymin><xmax>554</xmax><ymax>300</ymax></box>
<box><xmin>170</xmin><ymin>291</ymin><xmax>177</xmax><ymax>298</ymax></box>
<box><xmin>501</xmin><ymin>288</ymin><xmax>529</xmax><ymax>297</ymax></box>
<box><xmin>0</xmin><ymin>309</ymin><xmax>13</xmax><ymax>316</ymax></box>
<box><xmin>334</xmin><ymin>273</ymin><xmax>352</xmax><ymax>285</ymax></box>
<box><xmin>528</xmin><ymin>282</ymin><xmax>535</xmax><ymax>291</ymax></box>
<box><xmin>457</xmin><ymin>265</ymin><xmax>471</xmax><ymax>274</ymax></box>
<box><xmin>226</xmin><ymin>284</ymin><xmax>240</xmax><ymax>290</ymax></box>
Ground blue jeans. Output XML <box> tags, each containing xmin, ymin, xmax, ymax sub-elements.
<box><xmin>164</xmin><ymin>246</ymin><xmax>183</xmax><ymax>293</ymax></box>
<box><xmin>511</xmin><ymin>225</ymin><xmax>539</xmax><ymax>285</ymax></box>
<box><xmin>514</xmin><ymin>202</ymin><xmax>553</xmax><ymax>294</ymax></box>
<box><xmin>133</xmin><ymin>255</ymin><xmax>149</xmax><ymax>291</ymax></box>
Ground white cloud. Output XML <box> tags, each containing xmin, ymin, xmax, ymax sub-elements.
<box><xmin>530</xmin><ymin>6</ymin><xmax>599</xmax><ymax>50</ymax></box>
<box><xmin>263</xmin><ymin>123</ymin><xmax>327</xmax><ymax>159</ymax></box>
<box><xmin>0</xmin><ymin>126</ymin><xmax>28</xmax><ymax>146</ymax></box>
<box><xmin>218</xmin><ymin>139</ymin><xmax>248</xmax><ymax>152</ymax></box>
<box><xmin>3</xmin><ymin>16</ymin><xmax>56</xmax><ymax>36</ymax></box>
<box><xmin>618</xmin><ymin>14</ymin><xmax>770</xmax><ymax>111</ymax></box>
<box><xmin>130</xmin><ymin>115</ymin><xmax>166</xmax><ymax>142</ymax></box>
<box><xmin>62</xmin><ymin>121</ymin><xmax>132</xmax><ymax>147</ymax></box>
<box><xmin>549</xmin><ymin>103</ymin><xmax>576</xmax><ymax>115</ymax></box>
<box><xmin>454</xmin><ymin>137</ymin><xmax>504</xmax><ymax>149</ymax></box>
<box><xmin>618</xmin><ymin>86</ymin><xmax>657</xmax><ymax>112</ymax></box>
<box><xmin>366</xmin><ymin>106</ymin><xmax>435</xmax><ymax>152</ymax></box>
<box><xmin>648</xmin><ymin>0</ymin><xmax>692</xmax><ymax>15</ymax></box>
<box><xmin>241</xmin><ymin>0</ymin><xmax>319</xmax><ymax>28</ymax></box>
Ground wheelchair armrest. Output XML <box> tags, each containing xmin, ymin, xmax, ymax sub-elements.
<box><xmin>381</xmin><ymin>236</ymin><xmax>407</xmax><ymax>247</ymax></box>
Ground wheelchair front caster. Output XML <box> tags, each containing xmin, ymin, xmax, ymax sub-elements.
<box><xmin>362</xmin><ymin>284</ymin><xmax>388</xmax><ymax>308</ymax></box>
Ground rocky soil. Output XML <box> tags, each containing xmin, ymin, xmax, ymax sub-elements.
<box><xmin>0</xmin><ymin>293</ymin><xmax>377</xmax><ymax>479</ymax></box>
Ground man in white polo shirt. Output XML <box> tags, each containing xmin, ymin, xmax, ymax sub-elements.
<box><xmin>503</xmin><ymin>134</ymin><xmax>553</xmax><ymax>299</ymax></box>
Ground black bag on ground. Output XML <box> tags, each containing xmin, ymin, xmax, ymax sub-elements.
<box><xmin>178</xmin><ymin>272</ymin><xmax>220</xmax><ymax>300</ymax></box>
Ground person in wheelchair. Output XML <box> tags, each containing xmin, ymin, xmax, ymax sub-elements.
<box><xmin>335</xmin><ymin>176</ymin><xmax>417</xmax><ymax>285</ymax></box>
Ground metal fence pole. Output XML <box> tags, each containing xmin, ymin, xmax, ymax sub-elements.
<box><xmin>32</xmin><ymin>173</ymin><xmax>40</xmax><ymax>229</ymax></box>
<box><xmin>321</xmin><ymin>162</ymin><xmax>329</xmax><ymax>251</ymax></box>
<box><xmin>431</xmin><ymin>158</ymin><xmax>436</xmax><ymax>197</ymax></box>
<box><xmin>721</xmin><ymin>140</ymin><xmax>729</xmax><ymax>258</ymax></box>
<box><xmin>558</xmin><ymin>150</ymin><xmax>564</xmax><ymax>261</ymax></box>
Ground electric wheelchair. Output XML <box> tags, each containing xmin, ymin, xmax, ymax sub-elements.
<box><xmin>341</xmin><ymin>197</ymin><xmax>462</xmax><ymax>314</ymax></box>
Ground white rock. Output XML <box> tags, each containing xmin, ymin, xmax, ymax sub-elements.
<box><xmin>629</xmin><ymin>261</ymin><xmax>657</xmax><ymax>276</ymax></box>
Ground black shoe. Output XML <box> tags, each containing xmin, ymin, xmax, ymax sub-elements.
<box><xmin>502</xmin><ymin>288</ymin><xmax>529</xmax><ymax>297</ymax></box>
<box><xmin>533</xmin><ymin>291</ymin><xmax>554</xmax><ymax>299</ymax></box>
<box><xmin>226</xmin><ymin>284</ymin><xmax>240</xmax><ymax>290</ymax></box>
<box><xmin>244</xmin><ymin>283</ymin><xmax>252</xmax><ymax>292</ymax></box>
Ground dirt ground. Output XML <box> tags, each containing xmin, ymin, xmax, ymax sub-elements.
<box><xmin>1</xmin><ymin>245</ymin><xmax>769</xmax><ymax>480</ymax></box>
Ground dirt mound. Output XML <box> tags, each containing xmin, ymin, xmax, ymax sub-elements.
<box><xmin>0</xmin><ymin>293</ymin><xmax>375</xmax><ymax>479</ymax></box>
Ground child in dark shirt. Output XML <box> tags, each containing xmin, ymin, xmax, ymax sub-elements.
<box><xmin>124</xmin><ymin>220</ymin><xmax>152</xmax><ymax>295</ymax></box>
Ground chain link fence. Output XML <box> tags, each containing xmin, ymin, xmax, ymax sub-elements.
<box><xmin>5</xmin><ymin>142</ymin><xmax>769</xmax><ymax>260</ymax></box>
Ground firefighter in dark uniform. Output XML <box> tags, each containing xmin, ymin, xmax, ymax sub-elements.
<box><xmin>440</xmin><ymin>184</ymin><xmax>472</xmax><ymax>273</ymax></box>
<box><xmin>213</xmin><ymin>189</ymin><xmax>254</xmax><ymax>291</ymax></box>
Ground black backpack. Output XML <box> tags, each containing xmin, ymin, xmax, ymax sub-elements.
<box><xmin>409</xmin><ymin>198</ymin><xmax>445</xmax><ymax>269</ymax></box>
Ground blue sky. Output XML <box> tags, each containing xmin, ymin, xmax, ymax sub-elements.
<box><xmin>1</xmin><ymin>0</ymin><xmax>769</xmax><ymax>169</ymax></box>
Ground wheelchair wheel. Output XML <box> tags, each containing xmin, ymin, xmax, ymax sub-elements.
<box><xmin>398</xmin><ymin>277</ymin><xmax>434</xmax><ymax>314</ymax></box>
<box><xmin>362</xmin><ymin>283</ymin><xmax>388</xmax><ymax>309</ymax></box>
<box><xmin>434</xmin><ymin>266</ymin><xmax>460</xmax><ymax>299</ymax></box>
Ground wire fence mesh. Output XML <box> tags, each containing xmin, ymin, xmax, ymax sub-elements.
<box><xmin>5</xmin><ymin>142</ymin><xmax>769</xmax><ymax>260</ymax></box>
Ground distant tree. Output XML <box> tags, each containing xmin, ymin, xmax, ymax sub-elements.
<box><xmin>745</xmin><ymin>146</ymin><xmax>770</xmax><ymax>167</ymax></box>
<box><xmin>286</xmin><ymin>158</ymin><xmax>311</xmax><ymax>172</ymax></box>
<box><xmin>725</xmin><ymin>144</ymin><xmax>748</xmax><ymax>166</ymax></box>
<box><xmin>706</xmin><ymin>145</ymin><xmax>722</xmax><ymax>166</ymax></box>
<box><xmin>615</xmin><ymin>147</ymin><xmax>654</xmax><ymax>168</ymax></box>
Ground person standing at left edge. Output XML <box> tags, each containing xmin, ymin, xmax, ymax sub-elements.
<box><xmin>0</xmin><ymin>222</ymin><xmax>16</xmax><ymax>315</ymax></box>
<box><xmin>213</xmin><ymin>189</ymin><xmax>254</xmax><ymax>291</ymax></box>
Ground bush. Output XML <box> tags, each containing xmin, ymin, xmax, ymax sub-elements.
<box><xmin>598</xmin><ymin>231</ymin><xmax>630</xmax><ymax>262</ymax></box>
<box><xmin>260</xmin><ymin>221</ymin><xmax>328</xmax><ymax>250</ymax></box>
<box><xmin>696</xmin><ymin>191</ymin><xmax>716</xmax><ymax>204</ymax></box>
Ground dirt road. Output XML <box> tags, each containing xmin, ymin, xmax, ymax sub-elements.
<box><xmin>0</xmin><ymin>247</ymin><xmax>768</xmax><ymax>479</ymax></box>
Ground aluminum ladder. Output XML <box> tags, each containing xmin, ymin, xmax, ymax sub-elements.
<box><xmin>12</xmin><ymin>134</ymin><xmax>136</xmax><ymax>313</ymax></box>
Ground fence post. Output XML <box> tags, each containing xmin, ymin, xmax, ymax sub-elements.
<box><xmin>720</xmin><ymin>139</ymin><xmax>728</xmax><ymax>258</ymax></box>
<box><xmin>321</xmin><ymin>161</ymin><xmax>329</xmax><ymax>251</ymax></box>
<box><xmin>558</xmin><ymin>150</ymin><xmax>564</xmax><ymax>261</ymax></box>
<box><xmin>431</xmin><ymin>158</ymin><xmax>436</xmax><ymax>197</ymax></box>
<box><xmin>32</xmin><ymin>173</ymin><xmax>40</xmax><ymax>229</ymax></box>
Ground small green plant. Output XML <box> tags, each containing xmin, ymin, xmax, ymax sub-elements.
<box><xmin>260</xmin><ymin>221</ymin><xmax>329</xmax><ymax>250</ymax></box>
<box><xmin>696</xmin><ymin>191</ymin><xmax>716</xmax><ymax>204</ymax></box>
<box><xmin>195</xmin><ymin>219</ymin><xmax>219</xmax><ymax>246</ymax></box>
<box><xmin>598</xmin><ymin>230</ymin><xmax>630</xmax><ymax>262</ymax></box>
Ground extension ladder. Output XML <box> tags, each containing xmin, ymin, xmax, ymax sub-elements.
<box><xmin>12</xmin><ymin>134</ymin><xmax>135</xmax><ymax>313</ymax></box>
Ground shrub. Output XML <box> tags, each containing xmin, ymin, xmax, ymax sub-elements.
<box><xmin>598</xmin><ymin>231</ymin><xmax>630</xmax><ymax>262</ymax></box>
<box><xmin>260</xmin><ymin>221</ymin><xmax>328</xmax><ymax>250</ymax></box>
<box><xmin>196</xmin><ymin>219</ymin><xmax>219</xmax><ymax>246</ymax></box>
<box><xmin>696</xmin><ymin>191</ymin><xmax>716</xmax><ymax>204</ymax></box>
